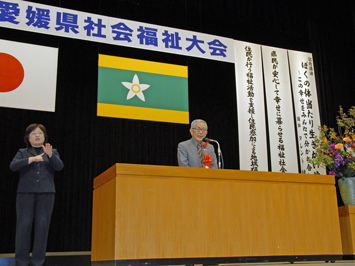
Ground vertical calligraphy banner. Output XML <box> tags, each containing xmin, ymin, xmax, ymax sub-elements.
<box><xmin>262</xmin><ymin>46</ymin><xmax>299</xmax><ymax>173</ymax></box>
<box><xmin>234</xmin><ymin>40</ymin><xmax>268</xmax><ymax>171</ymax></box>
<box><xmin>288</xmin><ymin>50</ymin><xmax>326</xmax><ymax>175</ymax></box>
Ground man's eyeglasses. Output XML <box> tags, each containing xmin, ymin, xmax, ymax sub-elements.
<box><xmin>193</xmin><ymin>127</ymin><xmax>207</xmax><ymax>133</ymax></box>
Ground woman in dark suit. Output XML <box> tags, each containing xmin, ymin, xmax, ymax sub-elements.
<box><xmin>10</xmin><ymin>124</ymin><xmax>64</xmax><ymax>266</ymax></box>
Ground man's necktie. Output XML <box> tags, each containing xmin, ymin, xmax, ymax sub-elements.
<box><xmin>197</xmin><ymin>143</ymin><xmax>203</xmax><ymax>167</ymax></box>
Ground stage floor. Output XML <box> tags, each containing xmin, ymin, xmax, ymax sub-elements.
<box><xmin>0</xmin><ymin>251</ymin><xmax>91</xmax><ymax>266</ymax></box>
<box><xmin>0</xmin><ymin>253</ymin><xmax>354</xmax><ymax>266</ymax></box>
<box><xmin>228</xmin><ymin>262</ymin><xmax>355</xmax><ymax>266</ymax></box>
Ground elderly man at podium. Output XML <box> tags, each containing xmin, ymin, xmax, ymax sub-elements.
<box><xmin>177</xmin><ymin>119</ymin><xmax>217</xmax><ymax>169</ymax></box>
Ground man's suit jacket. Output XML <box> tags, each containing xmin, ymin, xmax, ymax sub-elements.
<box><xmin>10</xmin><ymin>147</ymin><xmax>64</xmax><ymax>193</ymax></box>
<box><xmin>177</xmin><ymin>138</ymin><xmax>218</xmax><ymax>168</ymax></box>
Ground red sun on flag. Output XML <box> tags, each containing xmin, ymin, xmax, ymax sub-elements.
<box><xmin>0</xmin><ymin>53</ymin><xmax>25</xmax><ymax>93</ymax></box>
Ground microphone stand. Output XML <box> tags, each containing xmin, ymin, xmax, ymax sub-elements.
<box><xmin>215</xmin><ymin>140</ymin><xmax>222</xmax><ymax>169</ymax></box>
<box><xmin>204</xmin><ymin>138</ymin><xmax>222</xmax><ymax>169</ymax></box>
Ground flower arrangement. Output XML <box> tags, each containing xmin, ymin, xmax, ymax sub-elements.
<box><xmin>309</xmin><ymin>106</ymin><xmax>355</xmax><ymax>178</ymax></box>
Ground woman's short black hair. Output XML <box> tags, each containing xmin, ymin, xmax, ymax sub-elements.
<box><xmin>24</xmin><ymin>123</ymin><xmax>48</xmax><ymax>147</ymax></box>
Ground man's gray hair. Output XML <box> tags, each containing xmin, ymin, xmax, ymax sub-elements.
<box><xmin>191</xmin><ymin>119</ymin><xmax>208</xmax><ymax>130</ymax></box>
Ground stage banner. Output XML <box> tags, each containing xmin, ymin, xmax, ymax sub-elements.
<box><xmin>262</xmin><ymin>46</ymin><xmax>299</xmax><ymax>173</ymax></box>
<box><xmin>288</xmin><ymin>50</ymin><xmax>326</xmax><ymax>175</ymax></box>
<box><xmin>0</xmin><ymin>0</ymin><xmax>234</xmax><ymax>63</ymax></box>
<box><xmin>97</xmin><ymin>55</ymin><xmax>189</xmax><ymax>124</ymax></box>
<box><xmin>234</xmin><ymin>40</ymin><xmax>268</xmax><ymax>171</ymax></box>
<box><xmin>0</xmin><ymin>39</ymin><xmax>58</xmax><ymax>112</ymax></box>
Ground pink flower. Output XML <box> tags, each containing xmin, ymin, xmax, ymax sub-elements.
<box><xmin>329</xmin><ymin>171</ymin><xmax>336</xmax><ymax>176</ymax></box>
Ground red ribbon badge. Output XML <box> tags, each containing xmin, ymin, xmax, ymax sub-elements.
<box><xmin>203</xmin><ymin>141</ymin><xmax>209</xmax><ymax>149</ymax></box>
<box><xmin>203</xmin><ymin>154</ymin><xmax>212</xmax><ymax>168</ymax></box>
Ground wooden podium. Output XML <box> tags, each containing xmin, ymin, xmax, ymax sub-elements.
<box><xmin>92</xmin><ymin>163</ymin><xmax>342</xmax><ymax>265</ymax></box>
<box><xmin>339</xmin><ymin>205</ymin><xmax>355</xmax><ymax>256</ymax></box>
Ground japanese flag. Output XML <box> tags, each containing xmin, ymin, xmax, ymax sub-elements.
<box><xmin>0</xmin><ymin>39</ymin><xmax>58</xmax><ymax>112</ymax></box>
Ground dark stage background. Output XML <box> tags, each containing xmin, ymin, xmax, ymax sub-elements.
<box><xmin>1</xmin><ymin>0</ymin><xmax>355</xmax><ymax>253</ymax></box>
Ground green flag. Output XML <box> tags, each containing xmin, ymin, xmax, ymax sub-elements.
<box><xmin>97</xmin><ymin>55</ymin><xmax>189</xmax><ymax>124</ymax></box>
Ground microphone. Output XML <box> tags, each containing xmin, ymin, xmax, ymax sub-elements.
<box><xmin>203</xmin><ymin>137</ymin><xmax>220</xmax><ymax>150</ymax></box>
<box><xmin>203</xmin><ymin>137</ymin><xmax>216</xmax><ymax>142</ymax></box>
